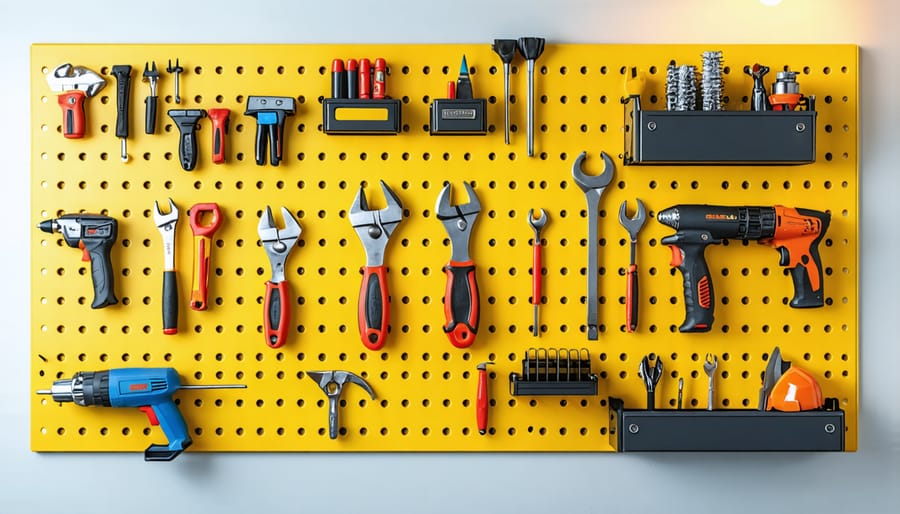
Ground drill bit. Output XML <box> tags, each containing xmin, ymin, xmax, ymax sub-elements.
<box><xmin>701</xmin><ymin>50</ymin><xmax>724</xmax><ymax>111</ymax></box>
<box><xmin>676</xmin><ymin>65</ymin><xmax>697</xmax><ymax>111</ymax></box>
<box><xmin>666</xmin><ymin>63</ymin><xmax>678</xmax><ymax>111</ymax></box>
<box><xmin>517</xmin><ymin>37</ymin><xmax>545</xmax><ymax>157</ymax></box>
<box><xmin>492</xmin><ymin>39</ymin><xmax>517</xmax><ymax>145</ymax></box>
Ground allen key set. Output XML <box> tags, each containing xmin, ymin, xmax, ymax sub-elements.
<box><xmin>31</xmin><ymin>43</ymin><xmax>857</xmax><ymax>456</ymax></box>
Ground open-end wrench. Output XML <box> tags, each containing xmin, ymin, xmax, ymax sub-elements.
<box><xmin>704</xmin><ymin>353</ymin><xmax>718</xmax><ymax>411</ymax></box>
<box><xmin>349</xmin><ymin>181</ymin><xmax>404</xmax><ymax>351</ymax></box>
<box><xmin>188</xmin><ymin>203</ymin><xmax>222</xmax><ymax>311</ymax></box>
<box><xmin>258</xmin><ymin>206</ymin><xmax>302</xmax><ymax>348</ymax></box>
<box><xmin>638</xmin><ymin>354</ymin><xmax>663</xmax><ymax>410</ymax></box>
<box><xmin>618</xmin><ymin>199</ymin><xmax>647</xmax><ymax>333</ymax></box>
<box><xmin>306</xmin><ymin>370</ymin><xmax>376</xmax><ymax>440</ymax></box>
<box><xmin>571</xmin><ymin>151</ymin><xmax>615</xmax><ymax>340</ymax></box>
<box><xmin>153</xmin><ymin>198</ymin><xmax>179</xmax><ymax>334</ymax></box>
<box><xmin>436</xmin><ymin>182</ymin><xmax>482</xmax><ymax>348</ymax></box>
<box><xmin>527</xmin><ymin>209</ymin><xmax>548</xmax><ymax>337</ymax></box>
<box><xmin>46</xmin><ymin>63</ymin><xmax>106</xmax><ymax>139</ymax></box>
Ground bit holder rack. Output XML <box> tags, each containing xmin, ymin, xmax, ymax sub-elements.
<box><xmin>509</xmin><ymin>348</ymin><xmax>598</xmax><ymax>396</ymax></box>
<box><xmin>30</xmin><ymin>43</ymin><xmax>858</xmax><ymax>454</ymax></box>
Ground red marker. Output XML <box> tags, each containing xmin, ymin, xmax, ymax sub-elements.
<box><xmin>347</xmin><ymin>59</ymin><xmax>359</xmax><ymax>99</ymax></box>
<box><xmin>476</xmin><ymin>362</ymin><xmax>493</xmax><ymax>435</ymax></box>
<box><xmin>359</xmin><ymin>58</ymin><xmax>371</xmax><ymax>99</ymax></box>
<box><xmin>373</xmin><ymin>58</ymin><xmax>386</xmax><ymax>99</ymax></box>
<box><xmin>447</xmin><ymin>81</ymin><xmax>456</xmax><ymax>99</ymax></box>
<box><xmin>331</xmin><ymin>59</ymin><xmax>346</xmax><ymax>99</ymax></box>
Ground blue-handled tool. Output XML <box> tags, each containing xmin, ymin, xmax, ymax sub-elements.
<box><xmin>37</xmin><ymin>368</ymin><xmax>245</xmax><ymax>461</ymax></box>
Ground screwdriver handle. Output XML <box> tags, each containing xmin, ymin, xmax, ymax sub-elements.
<box><xmin>625</xmin><ymin>264</ymin><xmax>638</xmax><ymax>333</ymax></box>
<box><xmin>208</xmin><ymin>108</ymin><xmax>230</xmax><ymax>164</ymax></box>
<box><xmin>358</xmin><ymin>265</ymin><xmax>390</xmax><ymax>351</ymax></box>
<box><xmin>162</xmin><ymin>270</ymin><xmax>178</xmax><ymax>335</ymax></box>
<box><xmin>58</xmin><ymin>90</ymin><xmax>87</xmax><ymax>138</ymax></box>
<box><xmin>476</xmin><ymin>366</ymin><xmax>490</xmax><ymax>435</ymax></box>
<box><xmin>264</xmin><ymin>280</ymin><xmax>290</xmax><ymax>348</ymax></box>
<box><xmin>190</xmin><ymin>235</ymin><xmax>212</xmax><ymax>311</ymax></box>
<box><xmin>443</xmin><ymin>261</ymin><xmax>480</xmax><ymax>348</ymax></box>
<box><xmin>111</xmin><ymin>65</ymin><xmax>132</xmax><ymax>139</ymax></box>
<box><xmin>144</xmin><ymin>94</ymin><xmax>158</xmax><ymax>134</ymax></box>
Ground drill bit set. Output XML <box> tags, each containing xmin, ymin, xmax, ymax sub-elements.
<box><xmin>666</xmin><ymin>50</ymin><xmax>724</xmax><ymax>111</ymax></box>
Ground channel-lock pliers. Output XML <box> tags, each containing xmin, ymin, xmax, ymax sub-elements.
<box><xmin>258</xmin><ymin>206</ymin><xmax>302</xmax><ymax>349</ymax></box>
<box><xmin>436</xmin><ymin>181</ymin><xmax>482</xmax><ymax>348</ymax></box>
<box><xmin>349</xmin><ymin>181</ymin><xmax>404</xmax><ymax>350</ymax></box>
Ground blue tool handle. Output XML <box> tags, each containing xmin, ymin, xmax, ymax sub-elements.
<box><xmin>143</xmin><ymin>400</ymin><xmax>192</xmax><ymax>462</ymax></box>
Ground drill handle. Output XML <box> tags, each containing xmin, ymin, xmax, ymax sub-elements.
<box><xmin>84</xmin><ymin>238</ymin><xmax>118</xmax><ymax>309</ymax></box>
<box><xmin>662</xmin><ymin>232</ymin><xmax>716</xmax><ymax>333</ymax></box>
<box><xmin>143</xmin><ymin>399</ymin><xmax>192</xmax><ymax>462</ymax></box>
<box><xmin>774</xmin><ymin>207</ymin><xmax>831</xmax><ymax>308</ymax></box>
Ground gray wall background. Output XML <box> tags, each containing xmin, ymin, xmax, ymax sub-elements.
<box><xmin>3</xmin><ymin>0</ymin><xmax>897</xmax><ymax>511</ymax></box>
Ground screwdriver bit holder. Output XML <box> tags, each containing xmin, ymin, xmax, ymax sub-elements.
<box><xmin>509</xmin><ymin>348</ymin><xmax>598</xmax><ymax>396</ymax></box>
<box><xmin>322</xmin><ymin>99</ymin><xmax>402</xmax><ymax>134</ymax></box>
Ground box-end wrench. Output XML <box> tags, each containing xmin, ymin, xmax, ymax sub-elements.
<box><xmin>618</xmin><ymin>199</ymin><xmax>647</xmax><ymax>333</ymax></box>
<box><xmin>188</xmin><ymin>203</ymin><xmax>222</xmax><ymax>311</ymax></box>
<box><xmin>571</xmin><ymin>151</ymin><xmax>615</xmax><ymax>340</ymax></box>
<box><xmin>153</xmin><ymin>198</ymin><xmax>179</xmax><ymax>334</ymax></box>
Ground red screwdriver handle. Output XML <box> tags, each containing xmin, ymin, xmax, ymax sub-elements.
<box><xmin>476</xmin><ymin>366</ymin><xmax>489</xmax><ymax>434</ymax></box>
<box><xmin>358</xmin><ymin>265</ymin><xmax>390</xmax><ymax>350</ymax></box>
<box><xmin>264</xmin><ymin>280</ymin><xmax>290</xmax><ymax>348</ymax></box>
<box><xmin>532</xmin><ymin>242</ymin><xmax>542</xmax><ymax>306</ymax></box>
<box><xmin>443</xmin><ymin>261</ymin><xmax>480</xmax><ymax>348</ymax></box>
<box><xmin>58</xmin><ymin>90</ymin><xmax>87</xmax><ymax>139</ymax></box>
<box><xmin>208</xmin><ymin>108</ymin><xmax>230</xmax><ymax>164</ymax></box>
<box><xmin>625</xmin><ymin>264</ymin><xmax>638</xmax><ymax>333</ymax></box>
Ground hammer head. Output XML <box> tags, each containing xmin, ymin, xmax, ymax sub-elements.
<box><xmin>307</xmin><ymin>370</ymin><xmax>376</xmax><ymax>400</ymax></box>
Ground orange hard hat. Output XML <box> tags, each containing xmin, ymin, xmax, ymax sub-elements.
<box><xmin>766</xmin><ymin>366</ymin><xmax>824</xmax><ymax>412</ymax></box>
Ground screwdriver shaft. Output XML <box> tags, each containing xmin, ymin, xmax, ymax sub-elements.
<box><xmin>503</xmin><ymin>62</ymin><xmax>511</xmax><ymax>145</ymax></box>
<box><xmin>526</xmin><ymin>59</ymin><xmax>535</xmax><ymax>157</ymax></box>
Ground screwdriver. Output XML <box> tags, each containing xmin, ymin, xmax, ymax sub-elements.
<box><xmin>517</xmin><ymin>37</ymin><xmax>545</xmax><ymax>157</ymax></box>
<box><xmin>491</xmin><ymin>39</ymin><xmax>517</xmax><ymax>145</ymax></box>
<box><xmin>111</xmin><ymin>65</ymin><xmax>132</xmax><ymax>162</ymax></box>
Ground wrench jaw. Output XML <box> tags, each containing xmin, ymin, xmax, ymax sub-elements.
<box><xmin>618</xmin><ymin>199</ymin><xmax>647</xmax><ymax>240</ymax></box>
<box><xmin>153</xmin><ymin>198</ymin><xmax>179</xmax><ymax>270</ymax></box>
<box><xmin>349</xmin><ymin>181</ymin><xmax>404</xmax><ymax>267</ymax></box>
<box><xmin>47</xmin><ymin>63</ymin><xmax>106</xmax><ymax>97</ymax></box>
<box><xmin>571</xmin><ymin>151</ymin><xmax>616</xmax><ymax>193</ymax></box>
<box><xmin>258</xmin><ymin>206</ymin><xmax>301</xmax><ymax>283</ymax></box>
<box><xmin>435</xmin><ymin>182</ymin><xmax>481</xmax><ymax>263</ymax></box>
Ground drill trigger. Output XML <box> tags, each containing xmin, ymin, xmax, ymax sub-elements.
<box><xmin>669</xmin><ymin>245</ymin><xmax>684</xmax><ymax>268</ymax></box>
<box><xmin>77</xmin><ymin>240</ymin><xmax>90</xmax><ymax>262</ymax></box>
<box><xmin>139</xmin><ymin>405</ymin><xmax>160</xmax><ymax>426</ymax></box>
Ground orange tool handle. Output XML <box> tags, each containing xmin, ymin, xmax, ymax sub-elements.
<box><xmin>476</xmin><ymin>366</ymin><xmax>489</xmax><ymax>434</ymax></box>
<box><xmin>443</xmin><ymin>261</ymin><xmax>479</xmax><ymax>348</ymax></box>
<box><xmin>208</xmin><ymin>108</ymin><xmax>230</xmax><ymax>164</ymax></box>
<box><xmin>190</xmin><ymin>235</ymin><xmax>212</xmax><ymax>311</ymax></box>
<box><xmin>264</xmin><ymin>280</ymin><xmax>290</xmax><ymax>348</ymax></box>
<box><xmin>532</xmin><ymin>241</ymin><xmax>542</xmax><ymax>306</ymax></box>
<box><xmin>58</xmin><ymin>90</ymin><xmax>87</xmax><ymax>139</ymax></box>
<box><xmin>358</xmin><ymin>265</ymin><xmax>390</xmax><ymax>351</ymax></box>
<box><xmin>625</xmin><ymin>263</ymin><xmax>638</xmax><ymax>333</ymax></box>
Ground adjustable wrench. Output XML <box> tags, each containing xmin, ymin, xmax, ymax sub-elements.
<box><xmin>618</xmin><ymin>199</ymin><xmax>647</xmax><ymax>333</ymax></box>
<box><xmin>349</xmin><ymin>181</ymin><xmax>404</xmax><ymax>350</ymax></box>
<box><xmin>188</xmin><ymin>203</ymin><xmax>222</xmax><ymax>311</ymax></box>
<box><xmin>258</xmin><ymin>206</ymin><xmax>302</xmax><ymax>349</ymax></box>
<box><xmin>153</xmin><ymin>198</ymin><xmax>179</xmax><ymax>334</ymax></box>
<box><xmin>45</xmin><ymin>63</ymin><xmax>106</xmax><ymax>139</ymax></box>
<box><xmin>571</xmin><ymin>151</ymin><xmax>615</xmax><ymax>340</ymax></box>
<box><xmin>307</xmin><ymin>370</ymin><xmax>376</xmax><ymax>440</ymax></box>
<box><xmin>436</xmin><ymin>182</ymin><xmax>482</xmax><ymax>348</ymax></box>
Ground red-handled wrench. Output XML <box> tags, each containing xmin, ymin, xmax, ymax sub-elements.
<box><xmin>436</xmin><ymin>182</ymin><xmax>481</xmax><ymax>348</ymax></box>
<box><xmin>258</xmin><ymin>206</ymin><xmax>301</xmax><ymax>349</ymax></box>
<box><xmin>349</xmin><ymin>181</ymin><xmax>404</xmax><ymax>350</ymax></box>
<box><xmin>618</xmin><ymin>199</ymin><xmax>646</xmax><ymax>333</ymax></box>
<box><xmin>527</xmin><ymin>209</ymin><xmax>548</xmax><ymax>337</ymax></box>
<box><xmin>188</xmin><ymin>203</ymin><xmax>222</xmax><ymax>311</ymax></box>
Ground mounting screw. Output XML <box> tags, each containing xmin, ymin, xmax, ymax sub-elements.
<box><xmin>647</xmin><ymin>121</ymin><xmax>657</xmax><ymax>131</ymax></box>
<box><xmin>628</xmin><ymin>423</ymin><xmax>639</xmax><ymax>434</ymax></box>
<box><xmin>796</xmin><ymin>122</ymin><xmax>806</xmax><ymax>132</ymax></box>
<box><xmin>824</xmin><ymin>423</ymin><xmax>836</xmax><ymax>434</ymax></box>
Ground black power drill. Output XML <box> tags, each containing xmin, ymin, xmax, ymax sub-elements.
<box><xmin>38</xmin><ymin>214</ymin><xmax>118</xmax><ymax>309</ymax></box>
<box><xmin>657</xmin><ymin>205</ymin><xmax>830</xmax><ymax>332</ymax></box>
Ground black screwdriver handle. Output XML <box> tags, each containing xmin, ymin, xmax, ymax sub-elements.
<box><xmin>85</xmin><ymin>238</ymin><xmax>118</xmax><ymax>309</ymax></box>
<box><xmin>111</xmin><ymin>65</ymin><xmax>132</xmax><ymax>139</ymax></box>
<box><xmin>145</xmin><ymin>95</ymin><xmax>158</xmax><ymax>134</ymax></box>
<box><xmin>162</xmin><ymin>270</ymin><xmax>178</xmax><ymax>334</ymax></box>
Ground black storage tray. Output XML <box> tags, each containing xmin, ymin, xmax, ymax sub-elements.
<box><xmin>623</xmin><ymin>96</ymin><xmax>816</xmax><ymax>165</ymax></box>
<box><xmin>322</xmin><ymin>98</ymin><xmax>402</xmax><ymax>134</ymax></box>
<box><xmin>609</xmin><ymin>397</ymin><xmax>844</xmax><ymax>452</ymax></box>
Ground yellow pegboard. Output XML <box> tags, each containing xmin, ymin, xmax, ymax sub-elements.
<box><xmin>31</xmin><ymin>44</ymin><xmax>858</xmax><ymax>453</ymax></box>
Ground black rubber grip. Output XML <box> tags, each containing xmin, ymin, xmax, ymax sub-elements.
<box><xmin>662</xmin><ymin>232</ymin><xmax>716</xmax><ymax>333</ymax></box>
<box><xmin>111</xmin><ymin>65</ymin><xmax>132</xmax><ymax>139</ymax></box>
<box><xmin>144</xmin><ymin>440</ymin><xmax>191</xmax><ymax>462</ymax></box>
<box><xmin>364</xmin><ymin>272</ymin><xmax>383</xmax><ymax>334</ymax></box>
<box><xmin>162</xmin><ymin>270</ymin><xmax>178</xmax><ymax>334</ymax></box>
<box><xmin>86</xmin><ymin>239</ymin><xmax>118</xmax><ymax>309</ymax></box>
<box><xmin>179</xmin><ymin>127</ymin><xmax>198</xmax><ymax>171</ymax></box>
<box><xmin>145</xmin><ymin>95</ymin><xmax>158</xmax><ymax>134</ymax></box>
<box><xmin>254</xmin><ymin>124</ymin><xmax>268</xmax><ymax>165</ymax></box>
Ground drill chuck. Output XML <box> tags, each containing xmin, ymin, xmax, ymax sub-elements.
<box><xmin>38</xmin><ymin>371</ymin><xmax>111</xmax><ymax>406</ymax></box>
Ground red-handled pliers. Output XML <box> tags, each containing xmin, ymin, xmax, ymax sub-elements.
<box><xmin>436</xmin><ymin>181</ymin><xmax>481</xmax><ymax>348</ymax></box>
<box><xmin>349</xmin><ymin>181</ymin><xmax>404</xmax><ymax>351</ymax></box>
<box><xmin>258</xmin><ymin>206</ymin><xmax>302</xmax><ymax>349</ymax></box>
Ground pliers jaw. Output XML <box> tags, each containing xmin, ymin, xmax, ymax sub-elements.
<box><xmin>258</xmin><ymin>206</ymin><xmax>301</xmax><ymax>283</ymax></box>
<box><xmin>349</xmin><ymin>180</ymin><xmax>404</xmax><ymax>266</ymax></box>
<box><xmin>435</xmin><ymin>181</ymin><xmax>481</xmax><ymax>263</ymax></box>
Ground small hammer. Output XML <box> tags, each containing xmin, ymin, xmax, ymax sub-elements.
<box><xmin>307</xmin><ymin>370</ymin><xmax>376</xmax><ymax>439</ymax></box>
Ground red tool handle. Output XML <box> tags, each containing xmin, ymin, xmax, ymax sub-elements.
<box><xmin>190</xmin><ymin>236</ymin><xmax>212</xmax><ymax>311</ymax></box>
<box><xmin>532</xmin><ymin>241</ymin><xmax>542</xmax><ymax>306</ymax></box>
<box><xmin>476</xmin><ymin>366</ymin><xmax>489</xmax><ymax>434</ymax></box>
<box><xmin>264</xmin><ymin>280</ymin><xmax>290</xmax><ymax>348</ymax></box>
<box><xmin>208</xmin><ymin>108</ymin><xmax>230</xmax><ymax>164</ymax></box>
<box><xmin>443</xmin><ymin>261</ymin><xmax>479</xmax><ymax>348</ymax></box>
<box><xmin>58</xmin><ymin>90</ymin><xmax>87</xmax><ymax>139</ymax></box>
<box><xmin>358</xmin><ymin>265</ymin><xmax>390</xmax><ymax>350</ymax></box>
<box><xmin>625</xmin><ymin>263</ymin><xmax>638</xmax><ymax>333</ymax></box>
